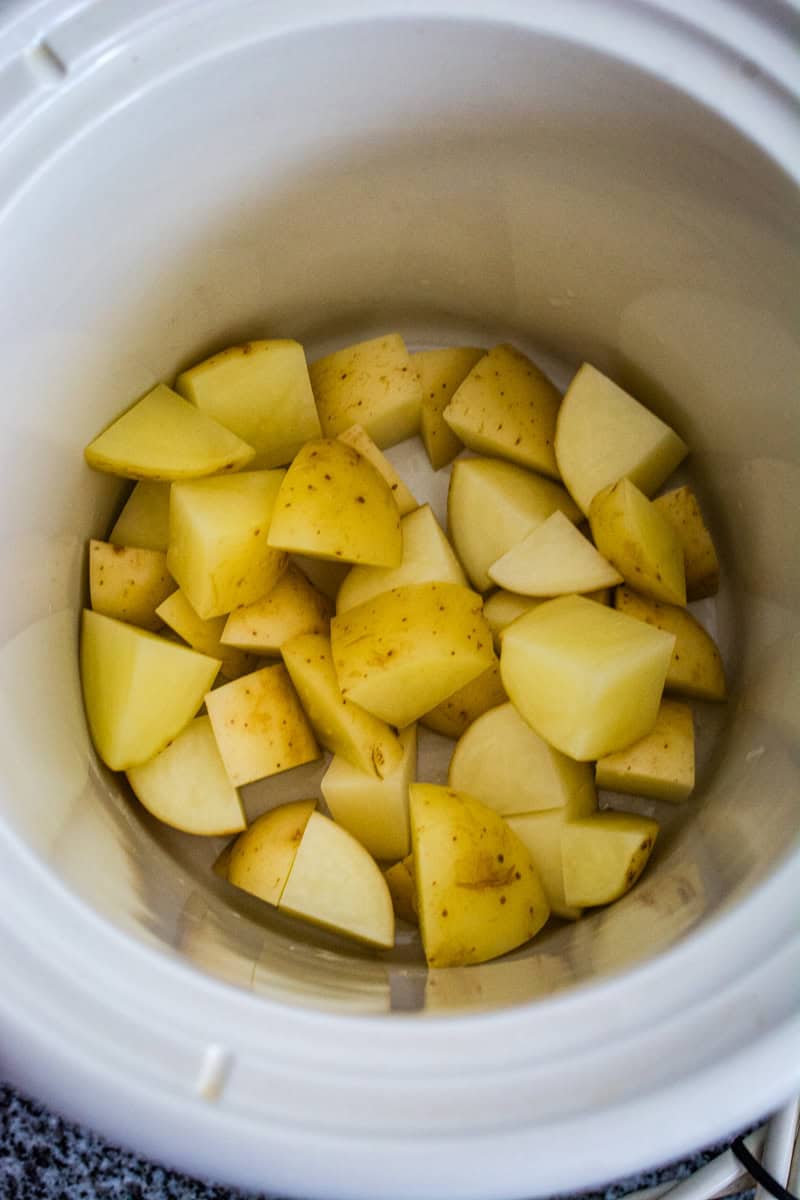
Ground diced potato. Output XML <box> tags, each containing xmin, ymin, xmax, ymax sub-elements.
<box><xmin>421</xmin><ymin>660</ymin><xmax>506</xmax><ymax>739</ymax></box>
<box><xmin>221</xmin><ymin>563</ymin><xmax>332</xmax><ymax>654</ymax></box>
<box><xmin>282</xmin><ymin>632</ymin><xmax>403</xmax><ymax>778</ymax></box>
<box><xmin>126</xmin><ymin>715</ymin><xmax>245</xmax><ymax>835</ymax></box>
<box><xmin>506</xmin><ymin>777</ymin><xmax>597</xmax><ymax>919</ymax></box>
<box><xmin>338</xmin><ymin>423</ymin><xmax>418</xmax><ymax>515</ymax></box>
<box><xmin>278</xmin><ymin>811</ymin><xmax>395</xmax><ymax>949</ymax></box>
<box><xmin>331</xmin><ymin>582</ymin><xmax>494</xmax><ymax>728</ymax></box>
<box><xmin>589</xmin><ymin>477</ymin><xmax>686</xmax><ymax>605</ymax></box>
<box><xmin>267</xmin><ymin>439</ymin><xmax>402</xmax><ymax>568</ymax></box>
<box><xmin>292</xmin><ymin>555</ymin><xmax>350</xmax><ymax>601</ymax></box>
<box><xmin>89</xmin><ymin>540</ymin><xmax>174</xmax><ymax>631</ymax></box>
<box><xmin>413</xmin><ymin>346</ymin><xmax>484</xmax><ymax>470</ymax></box>
<box><xmin>443</xmin><ymin>345</ymin><xmax>561</xmax><ymax>478</ymax></box>
<box><xmin>80</xmin><ymin>610</ymin><xmax>220</xmax><ymax>770</ymax></box>
<box><xmin>84</xmin><ymin>384</ymin><xmax>255</xmax><ymax>480</ymax></box>
<box><xmin>309</xmin><ymin>333</ymin><xmax>422</xmax><ymax>447</ymax></box>
<box><xmin>167</xmin><ymin>470</ymin><xmax>287</xmax><ymax>619</ymax></box>
<box><xmin>449</xmin><ymin>701</ymin><xmax>596</xmax><ymax>816</ymax></box>
<box><xmin>488</xmin><ymin>510</ymin><xmax>622</xmax><ymax>596</ymax></box>
<box><xmin>653</xmin><ymin>485</ymin><xmax>720</xmax><ymax>600</ymax></box>
<box><xmin>500</xmin><ymin>594</ymin><xmax>675</xmax><ymax>760</ymax></box>
<box><xmin>615</xmin><ymin>587</ymin><xmax>727</xmax><ymax>701</ymax></box>
<box><xmin>336</xmin><ymin>503</ymin><xmax>466</xmax><ymax>614</ymax></box>
<box><xmin>409</xmin><ymin>783</ymin><xmax>550</xmax><ymax>967</ymax></box>
<box><xmin>561</xmin><ymin>811</ymin><xmax>659</xmax><ymax>907</ymax></box>
<box><xmin>109</xmin><ymin>481</ymin><xmax>171</xmax><ymax>551</ymax></box>
<box><xmin>595</xmin><ymin>699</ymin><xmax>695</xmax><ymax>802</ymax></box>
<box><xmin>447</xmin><ymin>457</ymin><xmax>581</xmax><ymax>592</ymax></box>
<box><xmin>383</xmin><ymin>855</ymin><xmax>418</xmax><ymax>924</ymax></box>
<box><xmin>321</xmin><ymin>725</ymin><xmax>416</xmax><ymax>861</ymax></box>
<box><xmin>205</xmin><ymin>663</ymin><xmax>319</xmax><ymax>786</ymax></box>
<box><xmin>554</xmin><ymin>364</ymin><xmax>688</xmax><ymax>514</ymax></box>
<box><xmin>156</xmin><ymin>589</ymin><xmax>254</xmax><ymax>679</ymax></box>
<box><xmin>175</xmin><ymin>340</ymin><xmax>321</xmax><ymax>469</ymax></box>
<box><xmin>483</xmin><ymin>592</ymin><xmax>547</xmax><ymax>649</ymax></box>
<box><xmin>228</xmin><ymin>800</ymin><xmax>316</xmax><ymax>905</ymax></box>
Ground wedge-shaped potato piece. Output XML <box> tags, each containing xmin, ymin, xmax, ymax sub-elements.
<box><xmin>336</xmin><ymin>503</ymin><xmax>466</xmax><ymax>614</ymax></box>
<box><xmin>507</xmin><ymin>779</ymin><xmax>597</xmax><ymax>919</ymax></box>
<box><xmin>156</xmin><ymin>589</ymin><xmax>253</xmax><ymax>679</ymax></box>
<box><xmin>589</xmin><ymin>477</ymin><xmax>686</xmax><ymax>605</ymax></box>
<box><xmin>205</xmin><ymin>663</ymin><xmax>319</xmax><ymax>786</ymax></box>
<box><xmin>338</xmin><ymin>423</ymin><xmax>417</xmax><ymax>515</ymax></box>
<box><xmin>443</xmin><ymin>344</ymin><xmax>561</xmax><ymax>478</ymax></box>
<box><xmin>267</xmin><ymin>439</ymin><xmax>401</xmax><ymax>567</ymax></box>
<box><xmin>484</xmin><ymin>589</ymin><xmax>609</xmax><ymax>649</ymax></box>
<box><xmin>321</xmin><ymin>725</ymin><xmax>416</xmax><ymax>860</ymax></box>
<box><xmin>413</xmin><ymin>346</ymin><xmax>484</xmax><ymax>470</ymax></box>
<box><xmin>331</xmin><ymin>582</ymin><xmax>494</xmax><ymax>728</ymax></box>
<box><xmin>561</xmin><ymin>811</ymin><xmax>659</xmax><ymax>907</ymax></box>
<box><xmin>292</xmin><ymin>555</ymin><xmax>350</xmax><ymax>601</ymax></box>
<box><xmin>448</xmin><ymin>457</ymin><xmax>582</xmax><ymax>591</ymax></box>
<box><xmin>221</xmin><ymin>563</ymin><xmax>331</xmax><ymax>654</ymax></box>
<box><xmin>228</xmin><ymin>800</ymin><xmax>316</xmax><ymax>905</ymax></box>
<box><xmin>176</xmin><ymin>340</ymin><xmax>321</xmax><ymax>469</ymax></box>
<box><xmin>653</xmin><ymin>485</ymin><xmax>720</xmax><ymax>600</ymax></box>
<box><xmin>383</xmin><ymin>854</ymin><xmax>418</xmax><ymax>924</ymax></box>
<box><xmin>500</xmin><ymin>594</ymin><xmax>675</xmax><ymax>760</ymax></box>
<box><xmin>410</xmin><ymin>783</ymin><xmax>549</xmax><ymax>967</ymax></box>
<box><xmin>279</xmin><ymin>811</ymin><xmax>395</xmax><ymax>949</ymax></box>
<box><xmin>449</xmin><ymin>701</ymin><xmax>596</xmax><ymax>815</ymax></box>
<box><xmin>595</xmin><ymin>699</ymin><xmax>694</xmax><ymax>802</ymax></box>
<box><xmin>489</xmin><ymin>511</ymin><xmax>622</xmax><ymax>596</ymax></box>
<box><xmin>89</xmin><ymin>540</ymin><xmax>174</xmax><ymax>631</ymax></box>
<box><xmin>109</xmin><ymin>481</ymin><xmax>171</xmax><ymax>551</ymax></box>
<box><xmin>168</xmin><ymin>469</ymin><xmax>287</xmax><ymax>619</ymax></box>
<box><xmin>80</xmin><ymin>610</ymin><xmax>221</xmax><ymax>770</ymax></box>
<box><xmin>282</xmin><ymin>633</ymin><xmax>403</xmax><ymax>778</ymax></box>
<box><xmin>310</xmin><ymin>333</ymin><xmax>422</xmax><ymax>447</ymax></box>
<box><xmin>421</xmin><ymin>659</ymin><xmax>506</xmax><ymax>739</ymax></box>
<box><xmin>615</xmin><ymin>587</ymin><xmax>727</xmax><ymax>701</ymax></box>
<box><xmin>85</xmin><ymin>384</ymin><xmax>255</xmax><ymax>480</ymax></box>
<box><xmin>555</xmin><ymin>364</ymin><xmax>688</xmax><ymax>514</ymax></box>
<box><xmin>126</xmin><ymin>715</ymin><xmax>245</xmax><ymax>835</ymax></box>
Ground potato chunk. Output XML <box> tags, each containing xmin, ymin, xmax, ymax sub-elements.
<box><xmin>89</xmin><ymin>540</ymin><xmax>174</xmax><ymax>631</ymax></box>
<box><xmin>561</xmin><ymin>811</ymin><xmax>659</xmax><ymax>906</ymax></box>
<box><xmin>321</xmin><ymin>725</ymin><xmax>417</xmax><ymax>861</ymax></box>
<box><xmin>383</xmin><ymin>855</ymin><xmax>418</xmax><ymax>924</ymax></box>
<box><xmin>506</xmin><ymin>779</ymin><xmax>597</xmax><ymax>920</ymax></box>
<box><xmin>595</xmin><ymin>699</ymin><xmax>695</xmax><ymax>802</ymax></box>
<box><xmin>589</xmin><ymin>477</ymin><xmax>686</xmax><ymax>605</ymax></box>
<box><xmin>228</xmin><ymin>800</ymin><xmax>316</xmax><ymax>906</ymax></box>
<box><xmin>420</xmin><ymin>660</ymin><xmax>506</xmax><ymax>739</ymax></box>
<box><xmin>500</xmin><ymin>594</ymin><xmax>675</xmax><ymax>760</ymax></box>
<box><xmin>309</xmin><ymin>333</ymin><xmax>422</xmax><ymax>447</ymax></box>
<box><xmin>337</xmin><ymin>423</ymin><xmax>418</xmax><ymax>515</ymax></box>
<box><xmin>489</xmin><ymin>510</ymin><xmax>622</xmax><ymax>596</ymax></box>
<box><xmin>221</xmin><ymin>563</ymin><xmax>332</xmax><ymax>654</ymax></box>
<box><xmin>653</xmin><ymin>485</ymin><xmax>720</xmax><ymax>600</ymax></box>
<box><xmin>615</xmin><ymin>587</ymin><xmax>727</xmax><ymax>701</ymax></box>
<box><xmin>413</xmin><ymin>346</ymin><xmax>484</xmax><ymax>470</ymax></box>
<box><xmin>156</xmin><ymin>589</ymin><xmax>254</xmax><ymax>679</ymax></box>
<box><xmin>109</xmin><ymin>481</ymin><xmax>171</xmax><ymax>552</ymax></box>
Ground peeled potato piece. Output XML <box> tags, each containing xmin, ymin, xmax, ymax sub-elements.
<box><xmin>489</xmin><ymin>510</ymin><xmax>622</xmax><ymax>596</ymax></box>
<box><xmin>321</xmin><ymin>725</ymin><xmax>417</xmax><ymax>861</ymax></box>
<box><xmin>109</xmin><ymin>481</ymin><xmax>171</xmax><ymax>552</ymax></box>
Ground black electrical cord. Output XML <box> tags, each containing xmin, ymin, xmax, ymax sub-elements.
<box><xmin>731</xmin><ymin>1135</ymin><xmax>798</xmax><ymax>1200</ymax></box>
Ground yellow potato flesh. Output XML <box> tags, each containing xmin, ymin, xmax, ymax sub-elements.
<box><xmin>155</xmin><ymin>588</ymin><xmax>254</xmax><ymax>679</ymax></box>
<box><xmin>421</xmin><ymin>659</ymin><xmax>506</xmax><ymax>739</ymax></box>
<box><xmin>337</xmin><ymin>423</ymin><xmax>418</xmax><ymax>515</ymax></box>
<box><xmin>561</xmin><ymin>811</ymin><xmax>659</xmax><ymax>907</ymax></box>
<box><xmin>653</xmin><ymin>485</ymin><xmax>720</xmax><ymax>600</ymax></box>
<box><xmin>589</xmin><ymin>477</ymin><xmax>686</xmax><ymax>605</ymax></box>
<box><xmin>291</xmin><ymin>555</ymin><xmax>350</xmax><ymax>601</ymax></box>
<box><xmin>489</xmin><ymin>510</ymin><xmax>622</xmax><ymax>596</ymax></box>
<box><xmin>413</xmin><ymin>346</ymin><xmax>484</xmax><ymax>470</ymax></box>
<box><xmin>596</xmin><ymin>699</ymin><xmax>695</xmax><ymax>803</ymax></box>
<box><xmin>109</xmin><ymin>481</ymin><xmax>171</xmax><ymax>551</ymax></box>
<box><xmin>615</xmin><ymin>587</ymin><xmax>727</xmax><ymax>701</ymax></box>
<box><xmin>89</xmin><ymin>540</ymin><xmax>174</xmax><ymax>631</ymax></box>
<box><xmin>321</xmin><ymin>725</ymin><xmax>416</xmax><ymax>861</ymax></box>
<box><xmin>309</xmin><ymin>333</ymin><xmax>422</xmax><ymax>448</ymax></box>
<box><xmin>221</xmin><ymin>563</ymin><xmax>331</xmax><ymax>654</ymax></box>
<box><xmin>383</xmin><ymin>855</ymin><xmax>418</xmax><ymax>924</ymax></box>
<box><xmin>507</xmin><ymin>780</ymin><xmax>597</xmax><ymax>921</ymax></box>
<box><xmin>228</xmin><ymin>800</ymin><xmax>316</xmax><ymax>906</ymax></box>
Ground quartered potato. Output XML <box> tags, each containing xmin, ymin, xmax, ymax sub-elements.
<box><xmin>309</xmin><ymin>333</ymin><xmax>422</xmax><ymax>447</ymax></box>
<box><xmin>561</xmin><ymin>811</ymin><xmax>659</xmax><ymax>907</ymax></box>
<box><xmin>337</xmin><ymin>423</ymin><xmax>418</xmax><ymax>515</ymax></box>
<box><xmin>413</xmin><ymin>346</ymin><xmax>484</xmax><ymax>470</ymax></box>
<box><xmin>488</xmin><ymin>510</ymin><xmax>622</xmax><ymax>596</ymax></box>
<box><xmin>89</xmin><ymin>540</ymin><xmax>174</xmax><ymax>631</ymax></box>
<box><xmin>615</xmin><ymin>586</ymin><xmax>727</xmax><ymax>701</ymax></box>
<box><xmin>506</xmin><ymin>778</ymin><xmax>597</xmax><ymax>921</ymax></box>
<box><xmin>589</xmin><ymin>477</ymin><xmax>686</xmax><ymax>606</ymax></box>
<box><xmin>156</xmin><ymin>588</ymin><xmax>255</xmax><ymax>679</ymax></box>
<box><xmin>228</xmin><ymin>800</ymin><xmax>316</xmax><ymax>906</ymax></box>
<box><xmin>596</xmin><ymin>698</ymin><xmax>695</xmax><ymax>803</ymax></box>
<box><xmin>221</xmin><ymin>563</ymin><xmax>332</xmax><ymax>654</ymax></box>
<box><xmin>420</xmin><ymin>659</ymin><xmax>506</xmax><ymax>739</ymax></box>
<box><xmin>653</xmin><ymin>485</ymin><xmax>720</xmax><ymax>600</ymax></box>
<box><xmin>321</xmin><ymin>725</ymin><xmax>417</xmax><ymax>861</ymax></box>
<box><xmin>109</xmin><ymin>481</ymin><xmax>171</xmax><ymax>552</ymax></box>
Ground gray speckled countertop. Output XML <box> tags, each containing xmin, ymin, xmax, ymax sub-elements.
<box><xmin>0</xmin><ymin>1082</ymin><xmax>756</xmax><ymax>1200</ymax></box>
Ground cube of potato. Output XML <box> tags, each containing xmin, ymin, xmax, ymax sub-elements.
<box><xmin>410</xmin><ymin>783</ymin><xmax>550</xmax><ymax>967</ymax></box>
<box><xmin>336</xmin><ymin>503</ymin><xmax>466</xmax><ymax>614</ymax></box>
<box><xmin>267</xmin><ymin>439</ymin><xmax>402</xmax><ymax>568</ymax></box>
<box><xmin>413</xmin><ymin>346</ymin><xmax>484</xmax><ymax>470</ymax></box>
<box><xmin>228</xmin><ymin>800</ymin><xmax>316</xmax><ymax>905</ymax></box>
<box><xmin>175</xmin><ymin>339</ymin><xmax>321</xmax><ymax>469</ymax></box>
<box><xmin>321</xmin><ymin>725</ymin><xmax>416</xmax><ymax>860</ymax></box>
<box><xmin>488</xmin><ymin>510</ymin><xmax>622</xmax><ymax>596</ymax></box>
<box><xmin>653</xmin><ymin>485</ymin><xmax>720</xmax><ymax>600</ymax></box>
<box><xmin>89</xmin><ymin>540</ymin><xmax>174</xmax><ymax>631</ymax></box>
<box><xmin>168</xmin><ymin>469</ymin><xmax>288</xmax><ymax>619</ymax></box>
<box><xmin>221</xmin><ymin>563</ymin><xmax>332</xmax><ymax>654</ymax></box>
<box><xmin>449</xmin><ymin>701</ymin><xmax>596</xmax><ymax>816</ymax></box>
<box><xmin>554</xmin><ymin>364</ymin><xmax>688</xmax><ymax>513</ymax></box>
<box><xmin>421</xmin><ymin>660</ymin><xmax>506</xmax><ymax>739</ymax></box>
<box><xmin>205</xmin><ymin>663</ymin><xmax>319</xmax><ymax>786</ymax></box>
<box><xmin>500</xmin><ymin>594</ymin><xmax>675</xmax><ymax>760</ymax></box>
<box><xmin>292</xmin><ymin>554</ymin><xmax>350</xmax><ymax>601</ymax></box>
<box><xmin>109</xmin><ymin>481</ymin><xmax>171</xmax><ymax>551</ymax></box>
<box><xmin>331</xmin><ymin>582</ymin><xmax>494</xmax><ymax>728</ymax></box>
<box><xmin>383</xmin><ymin>855</ymin><xmax>418</xmax><ymax>924</ymax></box>
<box><xmin>443</xmin><ymin>344</ymin><xmax>561</xmax><ymax>478</ymax></box>
<box><xmin>615</xmin><ymin>586</ymin><xmax>727</xmax><ymax>701</ymax></box>
<box><xmin>589</xmin><ymin>477</ymin><xmax>686</xmax><ymax>605</ymax></box>
<box><xmin>156</xmin><ymin>589</ymin><xmax>254</xmax><ymax>679</ymax></box>
<box><xmin>126</xmin><ymin>715</ymin><xmax>245</xmax><ymax>835</ymax></box>
<box><xmin>595</xmin><ymin>699</ymin><xmax>695</xmax><ymax>802</ymax></box>
<box><xmin>309</xmin><ymin>333</ymin><xmax>422</xmax><ymax>447</ymax></box>
<box><xmin>507</xmin><ymin>776</ymin><xmax>597</xmax><ymax>920</ymax></box>
<box><xmin>484</xmin><ymin>589</ymin><xmax>610</xmax><ymax>650</ymax></box>
<box><xmin>447</xmin><ymin>456</ymin><xmax>582</xmax><ymax>591</ymax></box>
<box><xmin>282</xmin><ymin>633</ymin><xmax>403</xmax><ymax>778</ymax></box>
<box><xmin>80</xmin><ymin>610</ymin><xmax>221</xmax><ymax>770</ymax></box>
<box><xmin>84</xmin><ymin>384</ymin><xmax>255</xmax><ymax>480</ymax></box>
<box><xmin>561</xmin><ymin>811</ymin><xmax>659</xmax><ymax>907</ymax></box>
<box><xmin>337</xmin><ymin>424</ymin><xmax>418</xmax><ymax>515</ymax></box>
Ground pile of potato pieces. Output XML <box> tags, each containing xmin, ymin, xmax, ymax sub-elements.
<box><xmin>80</xmin><ymin>333</ymin><xmax>725</xmax><ymax>968</ymax></box>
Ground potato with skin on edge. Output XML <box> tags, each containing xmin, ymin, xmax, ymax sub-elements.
<box><xmin>413</xmin><ymin>346</ymin><xmax>484</xmax><ymax>470</ymax></box>
<box><xmin>595</xmin><ymin>699</ymin><xmax>695</xmax><ymax>803</ymax></box>
<box><xmin>653</xmin><ymin>485</ymin><xmax>720</xmax><ymax>600</ymax></box>
<box><xmin>221</xmin><ymin>563</ymin><xmax>332</xmax><ymax>654</ymax></box>
<box><xmin>615</xmin><ymin>586</ymin><xmax>727</xmax><ymax>701</ymax></box>
<box><xmin>507</xmin><ymin>779</ymin><xmax>597</xmax><ymax>920</ymax></box>
<box><xmin>89</xmin><ymin>540</ymin><xmax>174</xmax><ymax>631</ymax></box>
<box><xmin>488</xmin><ymin>510</ymin><xmax>622</xmax><ymax>596</ymax></box>
<box><xmin>109</xmin><ymin>481</ymin><xmax>171</xmax><ymax>552</ymax></box>
<box><xmin>484</xmin><ymin>589</ymin><xmax>610</xmax><ymax>650</ymax></box>
<box><xmin>310</xmin><ymin>333</ymin><xmax>422</xmax><ymax>448</ymax></box>
<box><xmin>589</xmin><ymin>477</ymin><xmax>686</xmax><ymax>606</ymax></box>
<box><xmin>228</xmin><ymin>800</ymin><xmax>316</xmax><ymax>906</ymax></box>
<box><xmin>561</xmin><ymin>811</ymin><xmax>659</xmax><ymax>907</ymax></box>
<box><xmin>337</xmin><ymin>423</ymin><xmax>418</xmax><ymax>515</ymax></box>
<box><xmin>321</xmin><ymin>725</ymin><xmax>417</xmax><ymax>861</ymax></box>
<box><xmin>420</xmin><ymin>659</ymin><xmax>506</xmax><ymax>739</ymax></box>
<box><xmin>156</xmin><ymin>588</ymin><xmax>254</xmax><ymax>679</ymax></box>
